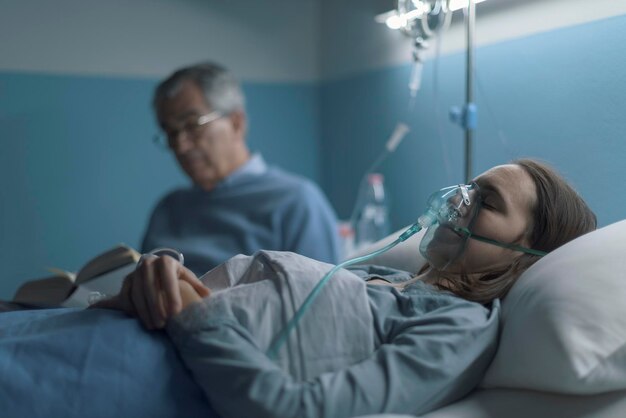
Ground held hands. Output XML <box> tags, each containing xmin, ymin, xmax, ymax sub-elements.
<box><xmin>92</xmin><ymin>254</ymin><xmax>210</xmax><ymax>329</ymax></box>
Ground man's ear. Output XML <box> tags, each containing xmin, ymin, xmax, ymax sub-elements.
<box><xmin>229</xmin><ymin>110</ymin><xmax>247</xmax><ymax>138</ymax></box>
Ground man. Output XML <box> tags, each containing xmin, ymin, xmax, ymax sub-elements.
<box><xmin>142</xmin><ymin>62</ymin><xmax>341</xmax><ymax>275</ymax></box>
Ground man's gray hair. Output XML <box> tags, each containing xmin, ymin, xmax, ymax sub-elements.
<box><xmin>153</xmin><ymin>62</ymin><xmax>245</xmax><ymax>113</ymax></box>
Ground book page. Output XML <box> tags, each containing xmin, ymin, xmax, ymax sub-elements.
<box><xmin>46</xmin><ymin>267</ymin><xmax>77</xmax><ymax>282</ymax></box>
<box><xmin>61</xmin><ymin>286</ymin><xmax>94</xmax><ymax>308</ymax></box>
<box><xmin>61</xmin><ymin>263</ymin><xmax>136</xmax><ymax>308</ymax></box>
<box><xmin>80</xmin><ymin>263</ymin><xmax>136</xmax><ymax>297</ymax></box>
<box><xmin>12</xmin><ymin>275</ymin><xmax>76</xmax><ymax>306</ymax></box>
<box><xmin>75</xmin><ymin>244</ymin><xmax>140</xmax><ymax>284</ymax></box>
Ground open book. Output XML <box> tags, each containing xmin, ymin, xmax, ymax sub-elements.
<box><xmin>13</xmin><ymin>244</ymin><xmax>141</xmax><ymax>308</ymax></box>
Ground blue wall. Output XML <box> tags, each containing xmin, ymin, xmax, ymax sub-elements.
<box><xmin>0</xmin><ymin>72</ymin><xmax>320</xmax><ymax>298</ymax></box>
<box><xmin>3</xmin><ymin>14</ymin><xmax>626</xmax><ymax>299</ymax></box>
<box><xmin>321</xmin><ymin>14</ymin><xmax>626</xmax><ymax>233</ymax></box>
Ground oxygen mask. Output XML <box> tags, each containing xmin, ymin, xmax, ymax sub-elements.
<box><xmin>418</xmin><ymin>183</ymin><xmax>481</xmax><ymax>270</ymax></box>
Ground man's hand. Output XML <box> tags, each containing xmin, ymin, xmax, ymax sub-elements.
<box><xmin>92</xmin><ymin>254</ymin><xmax>210</xmax><ymax>329</ymax></box>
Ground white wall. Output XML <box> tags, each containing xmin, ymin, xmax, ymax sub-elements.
<box><xmin>0</xmin><ymin>0</ymin><xmax>320</xmax><ymax>82</ymax></box>
<box><xmin>4</xmin><ymin>0</ymin><xmax>626</xmax><ymax>83</ymax></box>
<box><xmin>320</xmin><ymin>0</ymin><xmax>626</xmax><ymax>80</ymax></box>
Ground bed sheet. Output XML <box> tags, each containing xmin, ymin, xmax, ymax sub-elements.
<box><xmin>417</xmin><ymin>388</ymin><xmax>626</xmax><ymax>418</ymax></box>
<box><xmin>0</xmin><ymin>308</ymin><xmax>216</xmax><ymax>418</ymax></box>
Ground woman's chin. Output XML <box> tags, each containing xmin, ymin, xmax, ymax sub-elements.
<box><xmin>423</xmin><ymin>249</ymin><xmax>460</xmax><ymax>271</ymax></box>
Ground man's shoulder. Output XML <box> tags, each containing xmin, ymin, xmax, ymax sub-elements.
<box><xmin>154</xmin><ymin>186</ymin><xmax>197</xmax><ymax>206</ymax></box>
<box><xmin>263</xmin><ymin>166</ymin><xmax>319</xmax><ymax>193</ymax></box>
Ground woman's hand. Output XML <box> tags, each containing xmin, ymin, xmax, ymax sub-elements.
<box><xmin>178</xmin><ymin>280</ymin><xmax>204</xmax><ymax>310</ymax></box>
<box><xmin>92</xmin><ymin>254</ymin><xmax>210</xmax><ymax>329</ymax></box>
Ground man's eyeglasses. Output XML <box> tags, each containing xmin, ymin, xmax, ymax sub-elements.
<box><xmin>153</xmin><ymin>111</ymin><xmax>223</xmax><ymax>149</ymax></box>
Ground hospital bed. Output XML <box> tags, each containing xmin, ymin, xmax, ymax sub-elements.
<box><xmin>363</xmin><ymin>219</ymin><xmax>626</xmax><ymax>418</ymax></box>
<box><xmin>1</xmin><ymin>220</ymin><xmax>625</xmax><ymax>418</ymax></box>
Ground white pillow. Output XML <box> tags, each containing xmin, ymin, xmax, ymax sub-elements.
<box><xmin>354</xmin><ymin>220</ymin><xmax>626</xmax><ymax>395</ymax></box>
<box><xmin>482</xmin><ymin>219</ymin><xmax>626</xmax><ymax>394</ymax></box>
<box><xmin>344</xmin><ymin>226</ymin><xmax>426</xmax><ymax>273</ymax></box>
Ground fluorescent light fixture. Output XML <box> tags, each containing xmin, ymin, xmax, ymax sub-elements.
<box><xmin>375</xmin><ymin>10</ymin><xmax>398</xmax><ymax>24</ymax></box>
<box><xmin>375</xmin><ymin>1</ymin><xmax>430</xmax><ymax>30</ymax></box>
<box><xmin>376</xmin><ymin>0</ymin><xmax>488</xmax><ymax>30</ymax></box>
<box><xmin>386</xmin><ymin>14</ymin><xmax>407</xmax><ymax>30</ymax></box>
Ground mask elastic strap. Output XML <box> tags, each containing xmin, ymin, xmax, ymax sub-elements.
<box><xmin>454</xmin><ymin>226</ymin><xmax>548</xmax><ymax>257</ymax></box>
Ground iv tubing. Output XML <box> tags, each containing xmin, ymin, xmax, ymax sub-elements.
<box><xmin>365</xmin><ymin>123</ymin><xmax>410</xmax><ymax>175</ymax></box>
<box><xmin>348</xmin><ymin>123</ymin><xmax>410</xmax><ymax>227</ymax></box>
<box><xmin>266</xmin><ymin>222</ymin><xmax>423</xmax><ymax>359</ymax></box>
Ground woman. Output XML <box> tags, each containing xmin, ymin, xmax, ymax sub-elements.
<box><xmin>97</xmin><ymin>159</ymin><xmax>596</xmax><ymax>418</ymax></box>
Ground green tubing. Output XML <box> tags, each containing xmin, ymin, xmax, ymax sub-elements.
<box><xmin>266</xmin><ymin>222</ymin><xmax>422</xmax><ymax>359</ymax></box>
<box><xmin>453</xmin><ymin>226</ymin><xmax>547</xmax><ymax>257</ymax></box>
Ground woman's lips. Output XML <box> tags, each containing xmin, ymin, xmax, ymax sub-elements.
<box><xmin>430</xmin><ymin>224</ymin><xmax>465</xmax><ymax>245</ymax></box>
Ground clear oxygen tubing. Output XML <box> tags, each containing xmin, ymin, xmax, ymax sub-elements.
<box><xmin>266</xmin><ymin>221</ymin><xmax>425</xmax><ymax>359</ymax></box>
<box><xmin>348</xmin><ymin>123</ymin><xmax>410</xmax><ymax>227</ymax></box>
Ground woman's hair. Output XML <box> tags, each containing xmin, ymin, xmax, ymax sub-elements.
<box><xmin>436</xmin><ymin>158</ymin><xmax>597</xmax><ymax>304</ymax></box>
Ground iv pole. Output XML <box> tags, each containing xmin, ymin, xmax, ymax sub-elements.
<box><xmin>448</xmin><ymin>1</ymin><xmax>477</xmax><ymax>183</ymax></box>
<box><xmin>464</xmin><ymin>1</ymin><xmax>476</xmax><ymax>183</ymax></box>
<box><xmin>449</xmin><ymin>1</ymin><xmax>477</xmax><ymax>183</ymax></box>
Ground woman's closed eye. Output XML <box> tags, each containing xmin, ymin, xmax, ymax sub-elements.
<box><xmin>481</xmin><ymin>196</ymin><xmax>500</xmax><ymax>211</ymax></box>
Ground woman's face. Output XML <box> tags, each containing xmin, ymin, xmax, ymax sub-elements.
<box><xmin>444</xmin><ymin>164</ymin><xmax>537</xmax><ymax>274</ymax></box>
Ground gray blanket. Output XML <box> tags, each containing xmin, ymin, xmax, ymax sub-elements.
<box><xmin>168</xmin><ymin>250</ymin><xmax>499</xmax><ymax>418</ymax></box>
<box><xmin>193</xmin><ymin>250</ymin><xmax>374</xmax><ymax>379</ymax></box>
